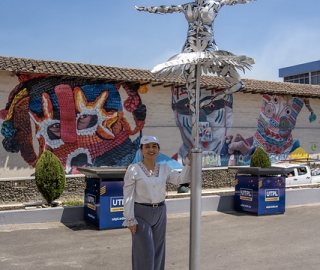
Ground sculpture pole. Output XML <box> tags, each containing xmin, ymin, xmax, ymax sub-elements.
<box><xmin>189</xmin><ymin>63</ymin><xmax>203</xmax><ymax>270</ymax></box>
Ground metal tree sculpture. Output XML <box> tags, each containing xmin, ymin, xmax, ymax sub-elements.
<box><xmin>136</xmin><ymin>0</ymin><xmax>255</xmax><ymax>140</ymax></box>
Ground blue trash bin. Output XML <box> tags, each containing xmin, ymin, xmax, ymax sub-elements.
<box><xmin>78</xmin><ymin>167</ymin><xmax>126</xmax><ymax>229</ymax></box>
<box><xmin>229</xmin><ymin>166</ymin><xmax>292</xmax><ymax>215</ymax></box>
<box><xmin>234</xmin><ymin>175</ymin><xmax>286</xmax><ymax>215</ymax></box>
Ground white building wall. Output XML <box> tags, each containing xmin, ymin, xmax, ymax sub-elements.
<box><xmin>1</xmin><ymin>70</ymin><xmax>320</xmax><ymax>178</ymax></box>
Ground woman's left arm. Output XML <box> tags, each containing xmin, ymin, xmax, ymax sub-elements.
<box><xmin>165</xmin><ymin>163</ymin><xmax>191</xmax><ymax>186</ymax></box>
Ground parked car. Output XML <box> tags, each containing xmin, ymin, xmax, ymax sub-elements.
<box><xmin>273</xmin><ymin>164</ymin><xmax>320</xmax><ymax>186</ymax></box>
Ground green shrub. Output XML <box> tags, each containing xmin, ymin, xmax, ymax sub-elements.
<box><xmin>250</xmin><ymin>146</ymin><xmax>271</xmax><ymax>168</ymax></box>
<box><xmin>35</xmin><ymin>150</ymin><xmax>66</xmax><ymax>206</ymax></box>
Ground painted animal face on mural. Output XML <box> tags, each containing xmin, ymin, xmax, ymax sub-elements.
<box><xmin>0</xmin><ymin>74</ymin><xmax>146</xmax><ymax>174</ymax></box>
<box><xmin>253</xmin><ymin>95</ymin><xmax>316</xmax><ymax>162</ymax></box>
<box><xmin>171</xmin><ymin>86</ymin><xmax>233</xmax><ymax>166</ymax></box>
<box><xmin>171</xmin><ymin>90</ymin><xmax>317</xmax><ymax>166</ymax></box>
<box><xmin>253</xmin><ymin>94</ymin><xmax>305</xmax><ymax>161</ymax></box>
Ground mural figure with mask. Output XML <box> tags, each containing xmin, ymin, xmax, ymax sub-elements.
<box><xmin>0</xmin><ymin>73</ymin><xmax>146</xmax><ymax>174</ymax></box>
<box><xmin>221</xmin><ymin>94</ymin><xmax>317</xmax><ymax>165</ymax></box>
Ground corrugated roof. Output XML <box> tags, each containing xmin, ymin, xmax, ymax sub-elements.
<box><xmin>1</xmin><ymin>55</ymin><xmax>320</xmax><ymax>98</ymax></box>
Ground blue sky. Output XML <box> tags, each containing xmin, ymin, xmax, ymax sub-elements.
<box><xmin>1</xmin><ymin>0</ymin><xmax>320</xmax><ymax>82</ymax></box>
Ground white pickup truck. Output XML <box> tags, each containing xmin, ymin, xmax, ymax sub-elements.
<box><xmin>273</xmin><ymin>164</ymin><xmax>320</xmax><ymax>186</ymax></box>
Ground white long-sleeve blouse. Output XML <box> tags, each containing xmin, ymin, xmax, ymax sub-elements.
<box><xmin>122</xmin><ymin>161</ymin><xmax>191</xmax><ymax>227</ymax></box>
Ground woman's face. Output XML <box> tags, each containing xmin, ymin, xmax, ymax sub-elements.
<box><xmin>141</xmin><ymin>143</ymin><xmax>160</xmax><ymax>160</ymax></box>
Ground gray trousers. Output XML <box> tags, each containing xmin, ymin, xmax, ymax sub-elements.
<box><xmin>132</xmin><ymin>203</ymin><xmax>167</xmax><ymax>270</ymax></box>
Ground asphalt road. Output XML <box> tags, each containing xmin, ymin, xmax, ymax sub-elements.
<box><xmin>0</xmin><ymin>204</ymin><xmax>319</xmax><ymax>270</ymax></box>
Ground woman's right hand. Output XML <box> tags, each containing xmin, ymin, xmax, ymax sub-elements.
<box><xmin>128</xmin><ymin>225</ymin><xmax>136</xmax><ymax>234</ymax></box>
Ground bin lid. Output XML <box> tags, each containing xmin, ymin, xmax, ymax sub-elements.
<box><xmin>77</xmin><ymin>167</ymin><xmax>126</xmax><ymax>179</ymax></box>
<box><xmin>228</xmin><ymin>166</ymin><xmax>294</xmax><ymax>176</ymax></box>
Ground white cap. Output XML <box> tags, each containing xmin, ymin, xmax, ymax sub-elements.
<box><xmin>140</xmin><ymin>135</ymin><xmax>160</xmax><ymax>145</ymax></box>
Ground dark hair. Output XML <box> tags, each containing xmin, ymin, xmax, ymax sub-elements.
<box><xmin>140</xmin><ymin>143</ymin><xmax>160</xmax><ymax>150</ymax></box>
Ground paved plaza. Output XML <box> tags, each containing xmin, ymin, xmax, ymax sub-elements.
<box><xmin>0</xmin><ymin>203</ymin><xmax>319</xmax><ymax>270</ymax></box>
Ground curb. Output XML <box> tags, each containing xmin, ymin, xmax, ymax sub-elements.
<box><xmin>1</xmin><ymin>188</ymin><xmax>320</xmax><ymax>226</ymax></box>
<box><xmin>0</xmin><ymin>206</ymin><xmax>84</xmax><ymax>225</ymax></box>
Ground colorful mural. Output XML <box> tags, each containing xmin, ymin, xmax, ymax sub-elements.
<box><xmin>0</xmin><ymin>73</ymin><xmax>146</xmax><ymax>174</ymax></box>
<box><xmin>171</xmin><ymin>87</ymin><xmax>317</xmax><ymax>167</ymax></box>
<box><xmin>253</xmin><ymin>94</ymin><xmax>316</xmax><ymax>162</ymax></box>
<box><xmin>222</xmin><ymin>94</ymin><xmax>317</xmax><ymax>165</ymax></box>
<box><xmin>1</xmin><ymin>73</ymin><xmax>318</xmax><ymax>173</ymax></box>
<box><xmin>171</xmin><ymin>85</ymin><xmax>234</xmax><ymax>167</ymax></box>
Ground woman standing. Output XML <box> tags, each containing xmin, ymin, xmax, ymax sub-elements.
<box><xmin>122</xmin><ymin>135</ymin><xmax>191</xmax><ymax>270</ymax></box>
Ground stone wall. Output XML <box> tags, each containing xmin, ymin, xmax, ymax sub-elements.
<box><xmin>166</xmin><ymin>169</ymin><xmax>236</xmax><ymax>191</ymax></box>
<box><xmin>0</xmin><ymin>176</ymin><xmax>85</xmax><ymax>205</ymax></box>
<box><xmin>0</xmin><ymin>169</ymin><xmax>236</xmax><ymax>205</ymax></box>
